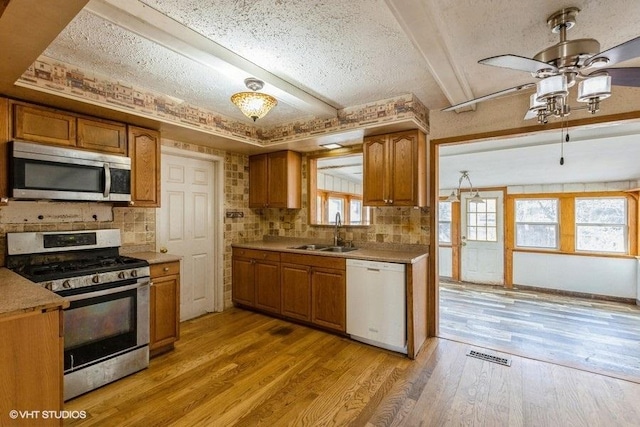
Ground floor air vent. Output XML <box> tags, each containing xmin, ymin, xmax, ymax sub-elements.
<box><xmin>466</xmin><ymin>349</ymin><xmax>511</xmax><ymax>366</ymax></box>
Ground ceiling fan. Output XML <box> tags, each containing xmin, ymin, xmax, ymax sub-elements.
<box><xmin>443</xmin><ymin>7</ymin><xmax>640</xmax><ymax>123</ymax></box>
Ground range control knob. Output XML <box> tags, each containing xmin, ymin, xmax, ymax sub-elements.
<box><xmin>44</xmin><ymin>282</ymin><xmax>53</xmax><ymax>291</ymax></box>
<box><xmin>118</xmin><ymin>271</ymin><xmax>126</xmax><ymax>280</ymax></box>
<box><xmin>130</xmin><ymin>269</ymin><xmax>138</xmax><ymax>278</ymax></box>
<box><xmin>92</xmin><ymin>275</ymin><xmax>100</xmax><ymax>284</ymax></box>
<box><xmin>62</xmin><ymin>280</ymin><xmax>71</xmax><ymax>289</ymax></box>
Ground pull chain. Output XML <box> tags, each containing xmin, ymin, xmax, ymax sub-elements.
<box><xmin>559</xmin><ymin>116</ymin><xmax>569</xmax><ymax>166</ymax></box>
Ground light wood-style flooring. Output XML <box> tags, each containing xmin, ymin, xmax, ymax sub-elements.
<box><xmin>439</xmin><ymin>281</ymin><xmax>640</xmax><ymax>383</ymax></box>
<box><xmin>65</xmin><ymin>308</ymin><xmax>640</xmax><ymax>426</ymax></box>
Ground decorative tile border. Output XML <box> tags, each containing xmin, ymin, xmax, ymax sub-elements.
<box><xmin>16</xmin><ymin>56</ymin><xmax>429</xmax><ymax>146</ymax></box>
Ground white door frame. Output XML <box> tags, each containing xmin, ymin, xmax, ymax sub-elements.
<box><xmin>158</xmin><ymin>145</ymin><xmax>225</xmax><ymax>313</ymax></box>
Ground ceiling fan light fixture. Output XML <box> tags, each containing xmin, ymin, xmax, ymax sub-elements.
<box><xmin>536</xmin><ymin>75</ymin><xmax>568</xmax><ymax>102</ymax></box>
<box><xmin>230</xmin><ymin>78</ymin><xmax>278</xmax><ymax>121</ymax></box>
<box><xmin>577</xmin><ymin>75</ymin><xmax>612</xmax><ymax>102</ymax></box>
<box><xmin>529</xmin><ymin>93</ymin><xmax>546</xmax><ymax>110</ymax></box>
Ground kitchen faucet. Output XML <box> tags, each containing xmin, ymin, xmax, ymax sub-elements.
<box><xmin>334</xmin><ymin>212</ymin><xmax>343</xmax><ymax>246</ymax></box>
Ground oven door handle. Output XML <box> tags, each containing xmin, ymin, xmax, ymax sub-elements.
<box><xmin>103</xmin><ymin>163</ymin><xmax>111</xmax><ymax>198</ymax></box>
<box><xmin>63</xmin><ymin>279</ymin><xmax>149</xmax><ymax>302</ymax></box>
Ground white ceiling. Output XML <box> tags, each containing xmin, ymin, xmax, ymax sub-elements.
<box><xmin>4</xmin><ymin>0</ymin><xmax>640</xmax><ymax>187</ymax></box>
<box><xmin>440</xmin><ymin>120</ymin><xmax>640</xmax><ymax>189</ymax></box>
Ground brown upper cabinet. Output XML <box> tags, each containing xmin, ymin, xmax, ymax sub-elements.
<box><xmin>77</xmin><ymin>118</ymin><xmax>127</xmax><ymax>155</ymax></box>
<box><xmin>128</xmin><ymin>126</ymin><xmax>161</xmax><ymax>207</ymax></box>
<box><xmin>363</xmin><ymin>129</ymin><xmax>428</xmax><ymax>207</ymax></box>
<box><xmin>12</xmin><ymin>102</ymin><xmax>127</xmax><ymax>155</ymax></box>
<box><xmin>0</xmin><ymin>98</ymin><xmax>9</xmax><ymax>203</ymax></box>
<box><xmin>249</xmin><ymin>150</ymin><xmax>301</xmax><ymax>209</ymax></box>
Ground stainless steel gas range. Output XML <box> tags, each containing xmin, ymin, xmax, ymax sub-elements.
<box><xmin>6</xmin><ymin>229</ymin><xmax>150</xmax><ymax>401</ymax></box>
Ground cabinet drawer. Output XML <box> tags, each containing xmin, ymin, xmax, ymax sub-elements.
<box><xmin>232</xmin><ymin>248</ymin><xmax>280</xmax><ymax>262</ymax></box>
<box><xmin>281</xmin><ymin>253</ymin><xmax>345</xmax><ymax>270</ymax></box>
<box><xmin>151</xmin><ymin>261</ymin><xmax>180</xmax><ymax>277</ymax></box>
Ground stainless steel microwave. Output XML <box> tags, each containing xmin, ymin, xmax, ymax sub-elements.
<box><xmin>11</xmin><ymin>140</ymin><xmax>131</xmax><ymax>202</ymax></box>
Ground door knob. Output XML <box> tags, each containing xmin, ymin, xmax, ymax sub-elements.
<box><xmin>160</xmin><ymin>247</ymin><xmax>168</xmax><ymax>253</ymax></box>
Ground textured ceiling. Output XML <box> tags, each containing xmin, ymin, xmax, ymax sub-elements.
<box><xmin>43</xmin><ymin>0</ymin><xmax>446</xmax><ymax>126</ymax></box>
<box><xmin>10</xmin><ymin>0</ymin><xmax>640</xmax><ymax>186</ymax></box>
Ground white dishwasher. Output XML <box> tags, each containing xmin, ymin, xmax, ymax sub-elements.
<box><xmin>346</xmin><ymin>259</ymin><xmax>407</xmax><ymax>354</ymax></box>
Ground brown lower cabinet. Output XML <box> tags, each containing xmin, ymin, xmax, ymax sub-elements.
<box><xmin>0</xmin><ymin>310</ymin><xmax>64</xmax><ymax>427</ymax></box>
<box><xmin>232</xmin><ymin>248</ymin><xmax>281</xmax><ymax>314</ymax></box>
<box><xmin>310</xmin><ymin>266</ymin><xmax>346</xmax><ymax>332</ymax></box>
<box><xmin>233</xmin><ymin>249</ymin><xmax>346</xmax><ymax>334</ymax></box>
<box><xmin>149</xmin><ymin>261</ymin><xmax>180</xmax><ymax>356</ymax></box>
<box><xmin>281</xmin><ymin>263</ymin><xmax>312</xmax><ymax>321</ymax></box>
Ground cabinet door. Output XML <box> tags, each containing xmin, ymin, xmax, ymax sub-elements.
<box><xmin>311</xmin><ymin>267</ymin><xmax>346</xmax><ymax>332</ymax></box>
<box><xmin>267</xmin><ymin>151</ymin><xmax>301</xmax><ymax>208</ymax></box>
<box><xmin>281</xmin><ymin>263</ymin><xmax>311</xmax><ymax>321</ymax></box>
<box><xmin>255</xmin><ymin>260</ymin><xmax>281</xmax><ymax>314</ymax></box>
<box><xmin>77</xmin><ymin>118</ymin><xmax>127</xmax><ymax>155</ymax></box>
<box><xmin>0</xmin><ymin>98</ymin><xmax>9</xmax><ymax>203</ymax></box>
<box><xmin>388</xmin><ymin>131</ymin><xmax>417</xmax><ymax>206</ymax></box>
<box><xmin>150</xmin><ymin>273</ymin><xmax>180</xmax><ymax>351</ymax></box>
<box><xmin>13</xmin><ymin>104</ymin><xmax>76</xmax><ymax>146</ymax></box>
<box><xmin>0</xmin><ymin>310</ymin><xmax>63</xmax><ymax>426</ymax></box>
<box><xmin>249</xmin><ymin>154</ymin><xmax>268</xmax><ymax>208</ymax></box>
<box><xmin>362</xmin><ymin>135</ymin><xmax>388</xmax><ymax>206</ymax></box>
<box><xmin>232</xmin><ymin>257</ymin><xmax>255</xmax><ymax>307</ymax></box>
<box><xmin>128</xmin><ymin>126</ymin><xmax>160</xmax><ymax>207</ymax></box>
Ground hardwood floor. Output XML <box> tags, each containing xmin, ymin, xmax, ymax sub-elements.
<box><xmin>65</xmin><ymin>308</ymin><xmax>640</xmax><ymax>426</ymax></box>
<box><xmin>439</xmin><ymin>281</ymin><xmax>640</xmax><ymax>383</ymax></box>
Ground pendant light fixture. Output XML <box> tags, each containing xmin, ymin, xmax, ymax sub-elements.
<box><xmin>446</xmin><ymin>171</ymin><xmax>484</xmax><ymax>204</ymax></box>
<box><xmin>230</xmin><ymin>77</ymin><xmax>278</xmax><ymax>121</ymax></box>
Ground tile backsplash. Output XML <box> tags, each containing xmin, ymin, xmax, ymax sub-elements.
<box><xmin>0</xmin><ymin>203</ymin><xmax>155</xmax><ymax>266</ymax></box>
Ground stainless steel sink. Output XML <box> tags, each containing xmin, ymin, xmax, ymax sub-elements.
<box><xmin>290</xmin><ymin>244</ymin><xmax>331</xmax><ymax>250</ymax></box>
<box><xmin>319</xmin><ymin>246</ymin><xmax>358</xmax><ymax>253</ymax></box>
<box><xmin>289</xmin><ymin>244</ymin><xmax>358</xmax><ymax>252</ymax></box>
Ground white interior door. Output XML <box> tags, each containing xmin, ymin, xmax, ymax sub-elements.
<box><xmin>460</xmin><ymin>190</ymin><xmax>504</xmax><ymax>284</ymax></box>
<box><xmin>158</xmin><ymin>150</ymin><xmax>218</xmax><ymax>320</ymax></box>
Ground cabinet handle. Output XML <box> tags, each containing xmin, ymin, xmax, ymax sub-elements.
<box><xmin>389</xmin><ymin>199</ymin><xmax>393</xmax><ymax>204</ymax></box>
<box><xmin>129</xmin><ymin>201</ymin><xmax>135</xmax><ymax>206</ymax></box>
<box><xmin>160</xmin><ymin>247</ymin><xmax>168</xmax><ymax>253</ymax></box>
<box><xmin>384</xmin><ymin>199</ymin><xmax>388</xmax><ymax>203</ymax></box>
<box><xmin>163</xmin><ymin>267</ymin><xmax>169</xmax><ymax>272</ymax></box>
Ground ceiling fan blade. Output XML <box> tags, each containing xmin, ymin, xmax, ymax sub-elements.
<box><xmin>586</xmin><ymin>35</ymin><xmax>640</xmax><ymax>67</ymax></box>
<box><xmin>590</xmin><ymin>67</ymin><xmax>640</xmax><ymax>87</ymax></box>
<box><xmin>479</xmin><ymin>54</ymin><xmax>558</xmax><ymax>74</ymax></box>
<box><xmin>442</xmin><ymin>83</ymin><xmax>536</xmax><ymax>112</ymax></box>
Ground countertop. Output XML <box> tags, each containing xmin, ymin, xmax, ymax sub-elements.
<box><xmin>0</xmin><ymin>268</ymin><xmax>69</xmax><ymax>319</ymax></box>
<box><xmin>132</xmin><ymin>252</ymin><xmax>182</xmax><ymax>265</ymax></box>
<box><xmin>232</xmin><ymin>239</ymin><xmax>428</xmax><ymax>264</ymax></box>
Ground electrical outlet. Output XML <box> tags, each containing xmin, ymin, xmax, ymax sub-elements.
<box><xmin>226</xmin><ymin>211</ymin><xmax>244</xmax><ymax>219</ymax></box>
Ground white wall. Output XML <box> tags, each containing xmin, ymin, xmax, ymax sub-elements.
<box><xmin>513</xmin><ymin>252</ymin><xmax>637</xmax><ymax>299</ymax></box>
<box><xmin>439</xmin><ymin>247</ymin><xmax>452</xmax><ymax>278</ymax></box>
